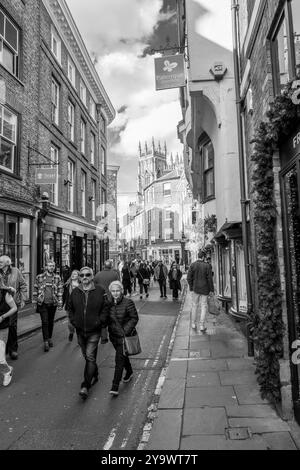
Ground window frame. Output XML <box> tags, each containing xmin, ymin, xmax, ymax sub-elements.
<box><xmin>80</xmin><ymin>118</ymin><xmax>86</xmax><ymax>155</ymax></box>
<box><xmin>51</xmin><ymin>77</ymin><xmax>60</xmax><ymax>125</ymax></box>
<box><xmin>49</xmin><ymin>144</ymin><xmax>59</xmax><ymax>206</ymax></box>
<box><xmin>198</xmin><ymin>134</ymin><xmax>215</xmax><ymax>202</ymax></box>
<box><xmin>79</xmin><ymin>79</ymin><xmax>87</xmax><ymax>106</ymax></box>
<box><xmin>50</xmin><ymin>25</ymin><xmax>61</xmax><ymax>64</ymax></box>
<box><xmin>67</xmin><ymin>159</ymin><xmax>75</xmax><ymax>213</ymax></box>
<box><xmin>163</xmin><ymin>182</ymin><xmax>171</xmax><ymax>197</ymax></box>
<box><xmin>80</xmin><ymin>169</ymin><xmax>86</xmax><ymax>217</ymax></box>
<box><xmin>91</xmin><ymin>179</ymin><xmax>96</xmax><ymax>221</ymax></box>
<box><xmin>67</xmin><ymin>56</ymin><xmax>76</xmax><ymax>88</ymax></box>
<box><xmin>101</xmin><ymin>145</ymin><xmax>106</xmax><ymax>176</ymax></box>
<box><xmin>90</xmin><ymin>131</ymin><xmax>95</xmax><ymax>165</ymax></box>
<box><xmin>0</xmin><ymin>10</ymin><xmax>19</xmax><ymax>78</ymax></box>
<box><xmin>67</xmin><ymin>100</ymin><xmax>75</xmax><ymax>142</ymax></box>
<box><xmin>0</xmin><ymin>103</ymin><xmax>18</xmax><ymax>174</ymax></box>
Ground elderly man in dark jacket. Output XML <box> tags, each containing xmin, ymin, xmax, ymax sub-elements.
<box><xmin>187</xmin><ymin>250</ymin><xmax>214</xmax><ymax>332</ymax></box>
<box><xmin>107</xmin><ymin>280</ymin><xmax>139</xmax><ymax>396</ymax></box>
<box><xmin>68</xmin><ymin>266</ymin><xmax>108</xmax><ymax>400</ymax></box>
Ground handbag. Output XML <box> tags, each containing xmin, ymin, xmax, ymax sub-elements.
<box><xmin>123</xmin><ymin>329</ymin><xmax>142</xmax><ymax>356</ymax></box>
<box><xmin>208</xmin><ymin>294</ymin><xmax>221</xmax><ymax>316</ymax></box>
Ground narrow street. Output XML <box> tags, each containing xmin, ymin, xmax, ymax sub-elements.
<box><xmin>0</xmin><ymin>286</ymin><xmax>181</xmax><ymax>450</ymax></box>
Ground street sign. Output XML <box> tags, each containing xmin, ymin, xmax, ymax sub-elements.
<box><xmin>35</xmin><ymin>167</ymin><xmax>57</xmax><ymax>184</ymax></box>
<box><xmin>154</xmin><ymin>54</ymin><xmax>185</xmax><ymax>91</ymax></box>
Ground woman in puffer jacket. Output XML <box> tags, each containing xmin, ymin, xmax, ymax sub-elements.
<box><xmin>107</xmin><ymin>280</ymin><xmax>139</xmax><ymax>397</ymax></box>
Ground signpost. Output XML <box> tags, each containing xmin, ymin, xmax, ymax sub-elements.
<box><xmin>154</xmin><ymin>54</ymin><xmax>185</xmax><ymax>91</ymax></box>
<box><xmin>35</xmin><ymin>167</ymin><xmax>57</xmax><ymax>184</ymax></box>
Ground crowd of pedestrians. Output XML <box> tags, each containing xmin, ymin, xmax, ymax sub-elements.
<box><xmin>0</xmin><ymin>251</ymin><xmax>214</xmax><ymax>397</ymax></box>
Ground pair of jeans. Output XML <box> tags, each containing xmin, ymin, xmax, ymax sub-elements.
<box><xmin>0</xmin><ymin>328</ymin><xmax>10</xmax><ymax>375</ymax></box>
<box><xmin>6</xmin><ymin>311</ymin><xmax>18</xmax><ymax>354</ymax></box>
<box><xmin>158</xmin><ymin>280</ymin><xmax>166</xmax><ymax>297</ymax></box>
<box><xmin>39</xmin><ymin>304</ymin><xmax>57</xmax><ymax>341</ymax></box>
<box><xmin>191</xmin><ymin>293</ymin><xmax>208</xmax><ymax>326</ymax></box>
<box><xmin>172</xmin><ymin>287</ymin><xmax>179</xmax><ymax>299</ymax></box>
<box><xmin>123</xmin><ymin>283</ymin><xmax>132</xmax><ymax>296</ymax></box>
<box><xmin>111</xmin><ymin>338</ymin><xmax>133</xmax><ymax>386</ymax></box>
<box><xmin>139</xmin><ymin>283</ymin><xmax>148</xmax><ymax>295</ymax></box>
<box><xmin>77</xmin><ymin>331</ymin><xmax>101</xmax><ymax>389</ymax></box>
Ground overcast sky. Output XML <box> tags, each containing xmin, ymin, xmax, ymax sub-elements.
<box><xmin>66</xmin><ymin>0</ymin><xmax>232</xmax><ymax>218</ymax></box>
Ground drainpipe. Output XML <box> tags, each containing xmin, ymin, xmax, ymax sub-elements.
<box><xmin>231</xmin><ymin>0</ymin><xmax>254</xmax><ymax>357</ymax></box>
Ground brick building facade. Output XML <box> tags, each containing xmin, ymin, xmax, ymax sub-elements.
<box><xmin>236</xmin><ymin>0</ymin><xmax>300</xmax><ymax>422</ymax></box>
<box><xmin>0</xmin><ymin>0</ymin><xmax>115</xmax><ymax>297</ymax></box>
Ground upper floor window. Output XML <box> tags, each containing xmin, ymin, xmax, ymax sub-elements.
<box><xmin>67</xmin><ymin>56</ymin><xmax>76</xmax><ymax>87</ymax></box>
<box><xmin>67</xmin><ymin>160</ymin><xmax>75</xmax><ymax>212</ymax></box>
<box><xmin>90</xmin><ymin>97</ymin><xmax>96</xmax><ymax>121</ymax></box>
<box><xmin>80</xmin><ymin>170</ymin><xmax>86</xmax><ymax>217</ymax></box>
<box><xmin>163</xmin><ymin>183</ymin><xmax>171</xmax><ymax>197</ymax></box>
<box><xmin>271</xmin><ymin>1</ymin><xmax>300</xmax><ymax>95</ymax></box>
<box><xmin>90</xmin><ymin>132</ymin><xmax>95</xmax><ymax>165</ymax></box>
<box><xmin>49</xmin><ymin>145</ymin><xmax>59</xmax><ymax>206</ymax></box>
<box><xmin>199</xmin><ymin>135</ymin><xmax>215</xmax><ymax>201</ymax></box>
<box><xmin>51</xmin><ymin>77</ymin><xmax>60</xmax><ymax>125</ymax></box>
<box><xmin>67</xmin><ymin>101</ymin><xmax>75</xmax><ymax>142</ymax></box>
<box><xmin>0</xmin><ymin>10</ymin><xmax>19</xmax><ymax>77</ymax></box>
<box><xmin>0</xmin><ymin>104</ymin><xmax>17</xmax><ymax>173</ymax></box>
<box><xmin>80</xmin><ymin>119</ymin><xmax>86</xmax><ymax>154</ymax></box>
<box><xmin>91</xmin><ymin>179</ymin><xmax>96</xmax><ymax>221</ymax></box>
<box><xmin>100</xmin><ymin>114</ymin><xmax>106</xmax><ymax>134</ymax></box>
<box><xmin>79</xmin><ymin>79</ymin><xmax>86</xmax><ymax>106</ymax></box>
<box><xmin>51</xmin><ymin>25</ymin><xmax>61</xmax><ymax>64</ymax></box>
<box><xmin>101</xmin><ymin>145</ymin><xmax>106</xmax><ymax>176</ymax></box>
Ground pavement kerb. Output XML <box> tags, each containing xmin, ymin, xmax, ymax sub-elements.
<box><xmin>17</xmin><ymin>311</ymin><xmax>68</xmax><ymax>342</ymax></box>
<box><xmin>137</xmin><ymin>282</ymin><xmax>188</xmax><ymax>450</ymax></box>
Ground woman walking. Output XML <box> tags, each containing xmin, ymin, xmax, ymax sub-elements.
<box><xmin>168</xmin><ymin>262</ymin><xmax>182</xmax><ymax>300</ymax></box>
<box><xmin>63</xmin><ymin>269</ymin><xmax>80</xmax><ymax>341</ymax></box>
<box><xmin>121</xmin><ymin>262</ymin><xmax>132</xmax><ymax>297</ymax></box>
<box><xmin>0</xmin><ymin>285</ymin><xmax>18</xmax><ymax>386</ymax></box>
<box><xmin>107</xmin><ymin>281</ymin><xmax>139</xmax><ymax>396</ymax></box>
<box><xmin>137</xmin><ymin>262</ymin><xmax>150</xmax><ymax>300</ymax></box>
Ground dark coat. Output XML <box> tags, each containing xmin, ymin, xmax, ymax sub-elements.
<box><xmin>108</xmin><ymin>295</ymin><xmax>139</xmax><ymax>343</ymax></box>
<box><xmin>137</xmin><ymin>267</ymin><xmax>150</xmax><ymax>285</ymax></box>
<box><xmin>168</xmin><ymin>268</ymin><xmax>182</xmax><ymax>290</ymax></box>
<box><xmin>121</xmin><ymin>267</ymin><xmax>132</xmax><ymax>288</ymax></box>
<box><xmin>187</xmin><ymin>260</ymin><xmax>214</xmax><ymax>295</ymax></box>
<box><xmin>68</xmin><ymin>283</ymin><xmax>108</xmax><ymax>335</ymax></box>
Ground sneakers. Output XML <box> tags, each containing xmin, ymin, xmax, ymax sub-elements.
<box><xmin>3</xmin><ymin>366</ymin><xmax>13</xmax><ymax>386</ymax></box>
<box><xmin>199</xmin><ymin>324</ymin><xmax>207</xmax><ymax>333</ymax></box>
<box><xmin>44</xmin><ymin>341</ymin><xmax>49</xmax><ymax>352</ymax></box>
<box><xmin>79</xmin><ymin>386</ymin><xmax>88</xmax><ymax>400</ymax></box>
<box><xmin>123</xmin><ymin>371</ymin><xmax>133</xmax><ymax>383</ymax></box>
<box><xmin>109</xmin><ymin>384</ymin><xmax>119</xmax><ymax>396</ymax></box>
<box><xmin>48</xmin><ymin>339</ymin><xmax>53</xmax><ymax>348</ymax></box>
<box><xmin>192</xmin><ymin>323</ymin><xmax>196</xmax><ymax>329</ymax></box>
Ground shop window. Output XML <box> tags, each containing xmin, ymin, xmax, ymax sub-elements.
<box><xmin>0</xmin><ymin>214</ymin><xmax>31</xmax><ymax>297</ymax></box>
<box><xmin>0</xmin><ymin>10</ymin><xmax>19</xmax><ymax>77</ymax></box>
<box><xmin>0</xmin><ymin>104</ymin><xmax>17</xmax><ymax>173</ymax></box>
<box><xmin>218</xmin><ymin>244</ymin><xmax>231</xmax><ymax>298</ymax></box>
<box><xmin>61</xmin><ymin>234</ymin><xmax>71</xmax><ymax>269</ymax></box>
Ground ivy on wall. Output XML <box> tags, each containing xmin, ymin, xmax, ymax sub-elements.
<box><xmin>250</xmin><ymin>81</ymin><xmax>300</xmax><ymax>403</ymax></box>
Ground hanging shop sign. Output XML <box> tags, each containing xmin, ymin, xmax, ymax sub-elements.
<box><xmin>154</xmin><ymin>54</ymin><xmax>185</xmax><ymax>91</ymax></box>
<box><xmin>35</xmin><ymin>167</ymin><xmax>57</xmax><ymax>184</ymax></box>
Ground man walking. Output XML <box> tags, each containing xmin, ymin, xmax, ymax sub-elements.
<box><xmin>0</xmin><ymin>256</ymin><xmax>27</xmax><ymax>360</ymax></box>
<box><xmin>32</xmin><ymin>261</ymin><xmax>63</xmax><ymax>351</ymax></box>
<box><xmin>187</xmin><ymin>250</ymin><xmax>214</xmax><ymax>332</ymax></box>
<box><xmin>154</xmin><ymin>261</ymin><xmax>168</xmax><ymax>299</ymax></box>
<box><xmin>94</xmin><ymin>260</ymin><xmax>120</xmax><ymax>294</ymax></box>
<box><xmin>68</xmin><ymin>267</ymin><xmax>108</xmax><ymax>400</ymax></box>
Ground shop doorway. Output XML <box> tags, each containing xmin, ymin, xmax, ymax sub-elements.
<box><xmin>71</xmin><ymin>236</ymin><xmax>83</xmax><ymax>270</ymax></box>
<box><xmin>281</xmin><ymin>159</ymin><xmax>300</xmax><ymax>424</ymax></box>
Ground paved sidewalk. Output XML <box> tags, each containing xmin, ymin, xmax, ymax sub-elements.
<box><xmin>145</xmin><ymin>290</ymin><xmax>300</xmax><ymax>450</ymax></box>
<box><xmin>17</xmin><ymin>308</ymin><xmax>67</xmax><ymax>340</ymax></box>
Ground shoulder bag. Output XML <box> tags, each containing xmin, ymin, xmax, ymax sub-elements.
<box><xmin>114</xmin><ymin>310</ymin><xmax>142</xmax><ymax>356</ymax></box>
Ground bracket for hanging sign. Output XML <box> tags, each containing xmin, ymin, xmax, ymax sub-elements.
<box><xmin>151</xmin><ymin>36</ymin><xmax>189</xmax><ymax>63</ymax></box>
<box><xmin>27</xmin><ymin>142</ymin><xmax>60</xmax><ymax>167</ymax></box>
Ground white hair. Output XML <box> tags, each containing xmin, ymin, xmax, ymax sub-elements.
<box><xmin>109</xmin><ymin>280</ymin><xmax>124</xmax><ymax>293</ymax></box>
<box><xmin>0</xmin><ymin>255</ymin><xmax>12</xmax><ymax>266</ymax></box>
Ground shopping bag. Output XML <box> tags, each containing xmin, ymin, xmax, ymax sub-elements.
<box><xmin>123</xmin><ymin>330</ymin><xmax>142</xmax><ymax>356</ymax></box>
<box><xmin>208</xmin><ymin>294</ymin><xmax>221</xmax><ymax>316</ymax></box>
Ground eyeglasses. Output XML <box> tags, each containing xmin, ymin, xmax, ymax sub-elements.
<box><xmin>79</xmin><ymin>273</ymin><xmax>92</xmax><ymax>278</ymax></box>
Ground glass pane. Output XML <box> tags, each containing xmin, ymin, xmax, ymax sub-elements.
<box><xmin>43</xmin><ymin>231</ymin><xmax>55</xmax><ymax>267</ymax></box>
<box><xmin>0</xmin><ymin>12</ymin><xmax>4</xmax><ymax>36</ymax></box>
<box><xmin>5</xmin><ymin>17</ymin><xmax>18</xmax><ymax>51</ymax></box>
<box><xmin>2</xmin><ymin>43</ymin><xmax>14</xmax><ymax>74</ymax></box>
<box><xmin>0</xmin><ymin>138</ymin><xmax>13</xmax><ymax>171</ymax></box>
<box><xmin>3</xmin><ymin>107</ymin><xmax>17</xmax><ymax>142</ymax></box>
<box><xmin>205</xmin><ymin>169</ymin><xmax>214</xmax><ymax>198</ymax></box>
<box><xmin>222</xmin><ymin>246</ymin><xmax>231</xmax><ymax>297</ymax></box>
<box><xmin>0</xmin><ymin>213</ymin><xmax>4</xmax><ymax>246</ymax></box>
<box><xmin>291</xmin><ymin>0</ymin><xmax>300</xmax><ymax>75</ymax></box>
<box><xmin>62</xmin><ymin>234</ymin><xmax>71</xmax><ymax>269</ymax></box>
<box><xmin>235</xmin><ymin>241</ymin><xmax>247</xmax><ymax>312</ymax></box>
<box><xmin>19</xmin><ymin>218</ymin><xmax>30</xmax><ymax>246</ymax></box>
<box><xmin>86</xmin><ymin>240</ymin><xmax>92</xmax><ymax>267</ymax></box>
<box><xmin>276</xmin><ymin>18</ymin><xmax>289</xmax><ymax>87</ymax></box>
<box><xmin>21</xmin><ymin>273</ymin><xmax>29</xmax><ymax>301</ymax></box>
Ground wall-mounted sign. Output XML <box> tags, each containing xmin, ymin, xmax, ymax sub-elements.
<box><xmin>210</xmin><ymin>62</ymin><xmax>227</xmax><ymax>80</ymax></box>
<box><xmin>35</xmin><ymin>167</ymin><xmax>57</xmax><ymax>184</ymax></box>
<box><xmin>154</xmin><ymin>54</ymin><xmax>185</xmax><ymax>91</ymax></box>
